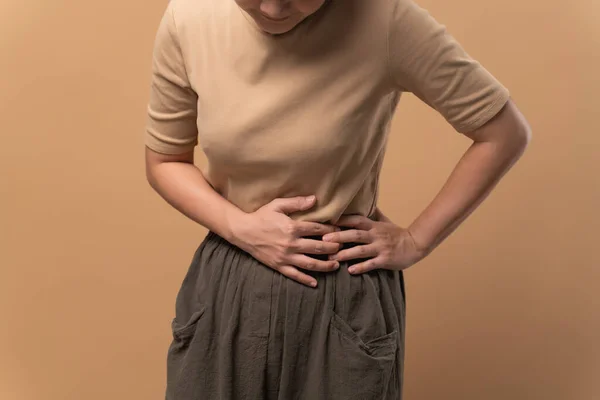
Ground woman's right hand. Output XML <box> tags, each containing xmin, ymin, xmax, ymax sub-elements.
<box><xmin>229</xmin><ymin>195</ymin><xmax>341</xmax><ymax>287</ymax></box>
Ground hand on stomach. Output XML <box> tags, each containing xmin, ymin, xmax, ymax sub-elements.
<box><xmin>230</xmin><ymin>195</ymin><xmax>340</xmax><ymax>288</ymax></box>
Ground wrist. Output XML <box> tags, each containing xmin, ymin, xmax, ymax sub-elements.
<box><xmin>221</xmin><ymin>206</ymin><xmax>251</xmax><ymax>247</ymax></box>
<box><xmin>406</xmin><ymin>224</ymin><xmax>434</xmax><ymax>257</ymax></box>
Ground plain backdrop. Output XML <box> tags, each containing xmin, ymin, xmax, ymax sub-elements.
<box><xmin>1</xmin><ymin>0</ymin><xmax>598</xmax><ymax>399</ymax></box>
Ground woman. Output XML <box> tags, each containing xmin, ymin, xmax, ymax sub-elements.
<box><xmin>144</xmin><ymin>0</ymin><xmax>531</xmax><ymax>399</ymax></box>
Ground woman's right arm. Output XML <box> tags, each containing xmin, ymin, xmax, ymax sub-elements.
<box><xmin>145</xmin><ymin>146</ymin><xmax>244</xmax><ymax>243</ymax></box>
<box><xmin>145</xmin><ymin>147</ymin><xmax>340</xmax><ymax>287</ymax></box>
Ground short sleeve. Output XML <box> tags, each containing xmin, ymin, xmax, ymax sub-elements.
<box><xmin>145</xmin><ymin>2</ymin><xmax>198</xmax><ymax>154</ymax></box>
<box><xmin>388</xmin><ymin>0</ymin><xmax>510</xmax><ymax>133</ymax></box>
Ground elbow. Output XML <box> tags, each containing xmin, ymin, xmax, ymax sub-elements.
<box><xmin>144</xmin><ymin>146</ymin><xmax>162</xmax><ymax>190</ymax></box>
<box><xmin>494</xmin><ymin>99</ymin><xmax>532</xmax><ymax>158</ymax></box>
<box><xmin>508</xmin><ymin>99</ymin><xmax>532</xmax><ymax>152</ymax></box>
<box><xmin>144</xmin><ymin>145</ymin><xmax>195</xmax><ymax>188</ymax></box>
<box><xmin>145</xmin><ymin>164</ymin><xmax>157</xmax><ymax>189</ymax></box>
<box><xmin>496</xmin><ymin>120</ymin><xmax>531</xmax><ymax>168</ymax></box>
<box><xmin>517</xmin><ymin>108</ymin><xmax>533</xmax><ymax>147</ymax></box>
<box><xmin>145</xmin><ymin>166</ymin><xmax>160</xmax><ymax>196</ymax></box>
<box><xmin>512</xmin><ymin>117</ymin><xmax>532</xmax><ymax>157</ymax></box>
<box><xmin>465</xmin><ymin>99</ymin><xmax>532</xmax><ymax>165</ymax></box>
<box><xmin>509</xmin><ymin>118</ymin><xmax>532</xmax><ymax>159</ymax></box>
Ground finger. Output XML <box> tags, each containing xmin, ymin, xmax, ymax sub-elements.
<box><xmin>329</xmin><ymin>244</ymin><xmax>378</xmax><ymax>262</ymax></box>
<box><xmin>293</xmin><ymin>238</ymin><xmax>341</xmax><ymax>255</ymax></box>
<box><xmin>294</xmin><ymin>221</ymin><xmax>340</xmax><ymax>237</ymax></box>
<box><xmin>322</xmin><ymin>229</ymin><xmax>372</xmax><ymax>244</ymax></box>
<box><xmin>289</xmin><ymin>254</ymin><xmax>340</xmax><ymax>272</ymax></box>
<box><xmin>334</xmin><ymin>215</ymin><xmax>374</xmax><ymax>231</ymax></box>
<box><xmin>269</xmin><ymin>196</ymin><xmax>316</xmax><ymax>214</ymax></box>
<box><xmin>347</xmin><ymin>257</ymin><xmax>385</xmax><ymax>275</ymax></box>
<box><xmin>278</xmin><ymin>265</ymin><xmax>318</xmax><ymax>287</ymax></box>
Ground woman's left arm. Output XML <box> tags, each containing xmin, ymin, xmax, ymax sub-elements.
<box><xmin>324</xmin><ymin>101</ymin><xmax>530</xmax><ymax>273</ymax></box>
<box><xmin>322</xmin><ymin>0</ymin><xmax>531</xmax><ymax>273</ymax></box>
<box><xmin>406</xmin><ymin>98</ymin><xmax>531</xmax><ymax>256</ymax></box>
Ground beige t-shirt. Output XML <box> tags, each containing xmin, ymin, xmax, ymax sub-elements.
<box><xmin>145</xmin><ymin>0</ymin><xmax>510</xmax><ymax>223</ymax></box>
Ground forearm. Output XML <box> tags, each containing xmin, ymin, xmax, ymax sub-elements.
<box><xmin>408</xmin><ymin>103</ymin><xmax>531</xmax><ymax>255</ymax></box>
<box><xmin>146</xmin><ymin>160</ymin><xmax>245</xmax><ymax>242</ymax></box>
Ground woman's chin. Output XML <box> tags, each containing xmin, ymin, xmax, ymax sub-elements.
<box><xmin>256</xmin><ymin>18</ymin><xmax>302</xmax><ymax>35</ymax></box>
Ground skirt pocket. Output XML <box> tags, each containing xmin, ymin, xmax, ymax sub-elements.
<box><xmin>166</xmin><ymin>305</ymin><xmax>209</xmax><ymax>399</ymax></box>
<box><xmin>324</xmin><ymin>311</ymin><xmax>398</xmax><ymax>399</ymax></box>
<box><xmin>168</xmin><ymin>305</ymin><xmax>207</xmax><ymax>359</ymax></box>
<box><xmin>171</xmin><ymin>307</ymin><xmax>206</xmax><ymax>342</ymax></box>
<box><xmin>330</xmin><ymin>312</ymin><xmax>398</xmax><ymax>358</ymax></box>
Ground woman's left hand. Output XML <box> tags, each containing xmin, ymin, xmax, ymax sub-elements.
<box><xmin>322</xmin><ymin>209</ymin><xmax>426</xmax><ymax>274</ymax></box>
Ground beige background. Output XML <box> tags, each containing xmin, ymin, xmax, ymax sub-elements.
<box><xmin>1</xmin><ymin>0</ymin><xmax>598</xmax><ymax>399</ymax></box>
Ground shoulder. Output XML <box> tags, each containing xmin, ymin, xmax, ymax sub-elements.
<box><xmin>341</xmin><ymin>0</ymin><xmax>427</xmax><ymax>42</ymax></box>
<box><xmin>167</xmin><ymin>0</ymin><xmax>218</xmax><ymax>30</ymax></box>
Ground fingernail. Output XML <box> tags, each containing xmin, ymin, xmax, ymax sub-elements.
<box><xmin>307</xmin><ymin>195</ymin><xmax>316</xmax><ymax>202</ymax></box>
<box><xmin>335</xmin><ymin>227</ymin><xmax>342</xmax><ymax>232</ymax></box>
<box><xmin>334</xmin><ymin>262</ymin><xmax>340</xmax><ymax>269</ymax></box>
<box><xmin>348</xmin><ymin>267</ymin><xmax>356</xmax><ymax>274</ymax></box>
<box><xmin>310</xmin><ymin>281</ymin><xmax>317</xmax><ymax>287</ymax></box>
